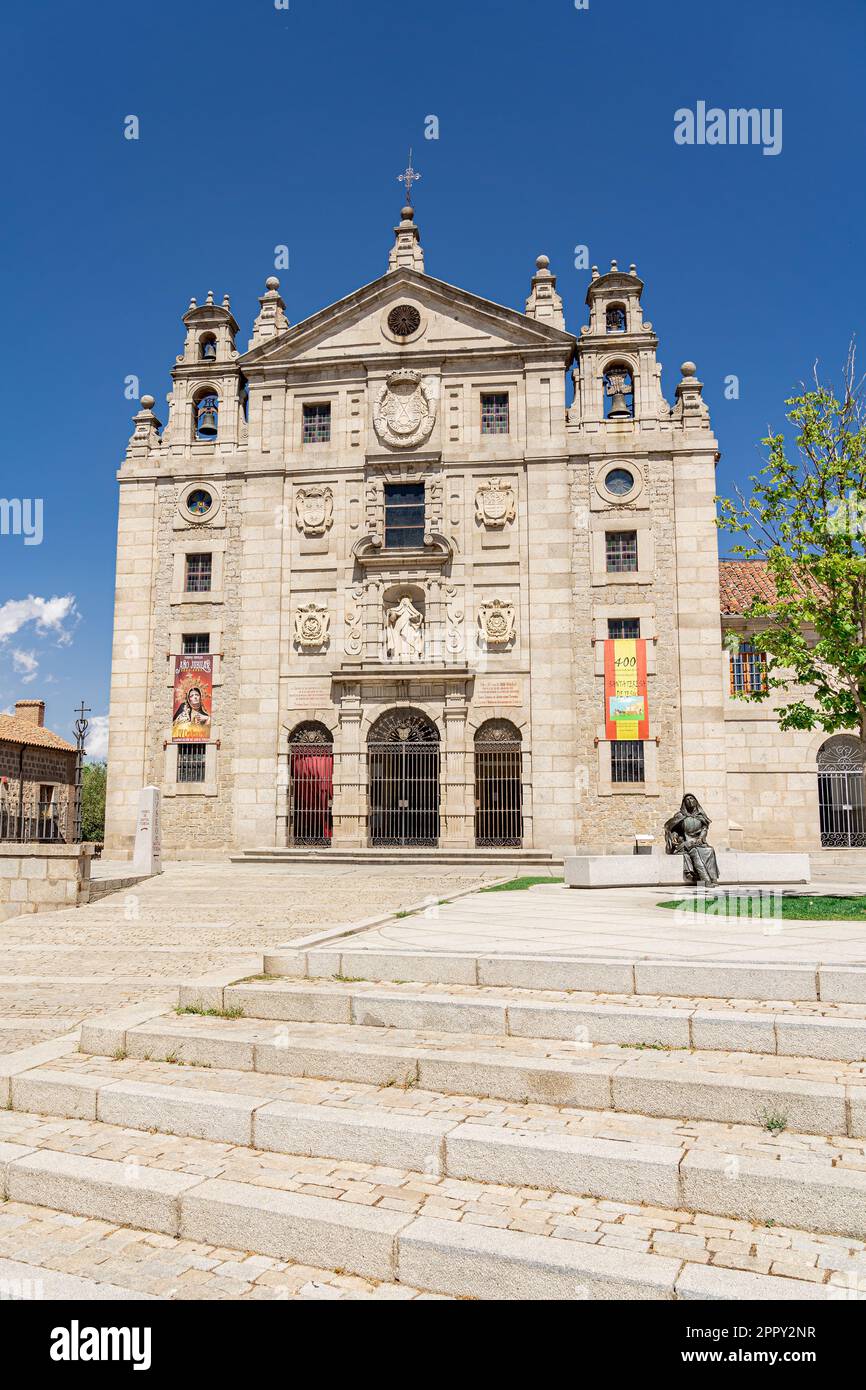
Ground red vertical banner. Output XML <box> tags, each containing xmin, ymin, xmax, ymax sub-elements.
<box><xmin>604</xmin><ymin>639</ymin><xmax>649</xmax><ymax>741</ymax></box>
<box><xmin>172</xmin><ymin>655</ymin><xmax>214</xmax><ymax>742</ymax></box>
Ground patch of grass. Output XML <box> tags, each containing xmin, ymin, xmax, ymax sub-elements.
<box><xmin>758</xmin><ymin>1108</ymin><xmax>788</xmax><ymax>1134</ymax></box>
<box><xmin>236</xmin><ymin>973</ymin><xmax>271</xmax><ymax>984</ymax></box>
<box><xmin>657</xmin><ymin>893</ymin><xmax>866</xmax><ymax>921</ymax></box>
<box><xmin>175</xmin><ymin>1004</ymin><xmax>245</xmax><ymax>1020</ymax></box>
<box><xmin>480</xmin><ymin>875</ymin><xmax>564</xmax><ymax>893</ymax></box>
<box><xmin>618</xmin><ymin>1041</ymin><xmax>688</xmax><ymax>1052</ymax></box>
<box><xmin>163</xmin><ymin>1051</ymin><xmax>179</xmax><ymax>1065</ymax></box>
<box><xmin>334</xmin><ymin>974</ymin><xmax>365</xmax><ymax>983</ymax></box>
<box><xmin>111</xmin><ymin>1047</ymin><xmax>127</xmax><ymax>1062</ymax></box>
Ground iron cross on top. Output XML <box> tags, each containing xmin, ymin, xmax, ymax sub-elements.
<box><xmin>397</xmin><ymin>149</ymin><xmax>421</xmax><ymax>204</ymax></box>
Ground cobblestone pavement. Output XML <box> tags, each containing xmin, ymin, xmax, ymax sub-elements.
<box><xmin>0</xmin><ymin>1203</ymin><xmax>444</xmax><ymax>1300</ymax></box>
<box><xmin>2</xmin><ymin>1110</ymin><xmax>865</xmax><ymax>1291</ymax></box>
<box><xmin>0</xmin><ymin>862</ymin><xmax>502</xmax><ymax>1054</ymax></box>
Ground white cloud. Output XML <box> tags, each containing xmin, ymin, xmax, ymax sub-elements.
<box><xmin>84</xmin><ymin>714</ymin><xmax>110</xmax><ymax>761</ymax></box>
<box><xmin>11</xmin><ymin>649</ymin><xmax>38</xmax><ymax>683</ymax></box>
<box><xmin>0</xmin><ymin>595</ymin><xmax>78</xmax><ymax>645</ymax></box>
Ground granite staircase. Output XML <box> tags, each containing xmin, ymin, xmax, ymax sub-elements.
<box><xmin>3</xmin><ymin>944</ymin><xmax>866</xmax><ymax>1299</ymax></box>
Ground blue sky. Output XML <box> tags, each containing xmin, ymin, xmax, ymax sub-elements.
<box><xmin>1</xmin><ymin>0</ymin><xmax>864</xmax><ymax>754</ymax></box>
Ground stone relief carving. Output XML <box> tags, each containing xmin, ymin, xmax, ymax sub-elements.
<box><xmin>344</xmin><ymin>584</ymin><xmax>365</xmax><ymax>656</ymax></box>
<box><xmin>445</xmin><ymin>583</ymin><xmax>465</xmax><ymax>655</ymax></box>
<box><xmin>477</xmin><ymin>598</ymin><xmax>517</xmax><ymax>649</ymax></box>
<box><xmin>475</xmin><ymin>477</ymin><xmax>516</xmax><ymax>529</ymax></box>
<box><xmin>385</xmin><ymin>594</ymin><xmax>425</xmax><ymax>662</ymax></box>
<box><xmin>295</xmin><ymin>485</ymin><xmax>334</xmax><ymax>537</ymax></box>
<box><xmin>373</xmin><ymin>369</ymin><xmax>437</xmax><ymax>450</ymax></box>
<box><xmin>293</xmin><ymin>603</ymin><xmax>330</xmax><ymax>650</ymax></box>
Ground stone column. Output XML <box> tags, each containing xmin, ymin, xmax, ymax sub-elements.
<box><xmin>332</xmin><ymin>688</ymin><xmax>364</xmax><ymax>846</ymax></box>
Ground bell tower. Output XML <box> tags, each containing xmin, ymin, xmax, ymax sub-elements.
<box><xmin>163</xmin><ymin>289</ymin><xmax>245</xmax><ymax>451</ymax></box>
<box><xmin>570</xmin><ymin>261</ymin><xmax>668</xmax><ymax>431</ymax></box>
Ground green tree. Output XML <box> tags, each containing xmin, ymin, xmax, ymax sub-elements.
<box><xmin>80</xmin><ymin>761</ymin><xmax>107</xmax><ymax>842</ymax></box>
<box><xmin>717</xmin><ymin>348</ymin><xmax>866</xmax><ymax>741</ymax></box>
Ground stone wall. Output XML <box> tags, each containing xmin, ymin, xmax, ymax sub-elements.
<box><xmin>0</xmin><ymin>844</ymin><xmax>94</xmax><ymax>922</ymax></box>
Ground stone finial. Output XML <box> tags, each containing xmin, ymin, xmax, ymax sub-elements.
<box><xmin>672</xmin><ymin>360</ymin><xmax>710</xmax><ymax>427</ymax></box>
<box><xmin>524</xmin><ymin>252</ymin><xmax>565</xmax><ymax>330</ymax></box>
<box><xmin>591</xmin><ymin>265</ymin><xmax>600</xmax><ymax>279</ymax></box>
<box><xmin>205</xmin><ymin>289</ymin><xmax>215</xmax><ymax>305</ymax></box>
<box><xmin>629</xmin><ymin>264</ymin><xmax>638</xmax><ymax>276</ymax></box>
<box><xmin>222</xmin><ymin>294</ymin><xmax>231</xmax><ymax>310</ymax></box>
<box><xmin>249</xmin><ymin>274</ymin><xmax>289</xmax><ymax>349</ymax></box>
<box><xmin>388</xmin><ymin>203</ymin><xmax>425</xmax><ymax>273</ymax></box>
<box><xmin>127</xmin><ymin>394</ymin><xmax>162</xmax><ymax>456</ymax></box>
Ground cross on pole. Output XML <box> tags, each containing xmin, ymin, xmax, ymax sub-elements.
<box><xmin>397</xmin><ymin>149</ymin><xmax>421</xmax><ymax>205</ymax></box>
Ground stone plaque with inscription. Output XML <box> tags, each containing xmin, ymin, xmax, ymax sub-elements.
<box><xmin>291</xmin><ymin>681</ymin><xmax>331</xmax><ymax>710</ymax></box>
<box><xmin>474</xmin><ymin>677</ymin><xmax>522</xmax><ymax>707</ymax></box>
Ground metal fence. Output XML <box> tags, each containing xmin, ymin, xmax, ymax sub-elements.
<box><xmin>474</xmin><ymin>741</ymin><xmax>523</xmax><ymax>847</ymax></box>
<box><xmin>367</xmin><ymin>742</ymin><xmax>441</xmax><ymax>847</ymax></box>
<box><xmin>818</xmin><ymin>770</ymin><xmax>866</xmax><ymax>848</ymax></box>
<box><xmin>0</xmin><ymin>796</ymin><xmax>70</xmax><ymax>844</ymax></box>
<box><xmin>288</xmin><ymin>743</ymin><xmax>333</xmax><ymax>846</ymax></box>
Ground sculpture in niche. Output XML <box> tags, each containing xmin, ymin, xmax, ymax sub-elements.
<box><xmin>477</xmin><ymin>598</ymin><xmax>517</xmax><ymax>649</ymax></box>
<box><xmin>293</xmin><ymin>603</ymin><xmax>330</xmax><ymax>650</ymax></box>
<box><xmin>385</xmin><ymin>594</ymin><xmax>425</xmax><ymax>662</ymax></box>
<box><xmin>475</xmin><ymin>477</ymin><xmax>516</xmax><ymax>529</ymax></box>
<box><xmin>664</xmin><ymin>794</ymin><xmax>720</xmax><ymax>886</ymax></box>
<box><xmin>373</xmin><ymin>369</ymin><xmax>437</xmax><ymax>450</ymax></box>
<box><xmin>295</xmin><ymin>485</ymin><xmax>334</xmax><ymax>537</ymax></box>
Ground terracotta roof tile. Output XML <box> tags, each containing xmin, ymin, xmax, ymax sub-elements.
<box><xmin>718</xmin><ymin>559</ymin><xmax>781</xmax><ymax>614</ymax></box>
<box><xmin>0</xmin><ymin>714</ymin><xmax>76</xmax><ymax>752</ymax></box>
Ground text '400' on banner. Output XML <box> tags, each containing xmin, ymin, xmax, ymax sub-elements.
<box><xmin>604</xmin><ymin>638</ymin><xmax>648</xmax><ymax>741</ymax></box>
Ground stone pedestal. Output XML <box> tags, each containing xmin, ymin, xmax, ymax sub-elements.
<box><xmin>565</xmin><ymin>851</ymin><xmax>811</xmax><ymax>888</ymax></box>
<box><xmin>132</xmin><ymin>786</ymin><xmax>163</xmax><ymax>876</ymax></box>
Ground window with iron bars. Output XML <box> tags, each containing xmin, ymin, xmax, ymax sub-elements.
<box><xmin>607</xmin><ymin>617</ymin><xmax>640</xmax><ymax>640</ymax></box>
<box><xmin>729</xmin><ymin>643</ymin><xmax>768</xmax><ymax>695</ymax></box>
<box><xmin>605</xmin><ymin>530</ymin><xmax>638</xmax><ymax>573</ymax></box>
<box><xmin>384</xmin><ymin>482</ymin><xmax>425</xmax><ymax>549</ymax></box>
<box><xmin>481</xmin><ymin>392</ymin><xmax>510</xmax><ymax>435</ymax></box>
<box><xmin>302</xmin><ymin>403</ymin><xmax>331</xmax><ymax>444</ymax></box>
<box><xmin>184</xmin><ymin>554</ymin><xmax>212</xmax><ymax>593</ymax></box>
<box><xmin>177</xmin><ymin>744</ymin><xmax>207</xmax><ymax>784</ymax></box>
<box><xmin>610</xmin><ymin>741</ymin><xmax>645</xmax><ymax>783</ymax></box>
<box><xmin>182</xmin><ymin>632</ymin><xmax>211</xmax><ymax>654</ymax></box>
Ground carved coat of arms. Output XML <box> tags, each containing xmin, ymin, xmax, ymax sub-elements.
<box><xmin>295</xmin><ymin>485</ymin><xmax>334</xmax><ymax>537</ymax></box>
<box><xmin>475</xmin><ymin>477</ymin><xmax>516</xmax><ymax>529</ymax></box>
<box><xmin>477</xmin><ymin>598</ymin><xmax>517</xmax><ymax>649</ymax></box>
<box><xmin>294</xmin><ymin>603</ymin><xmax>330</xmax><ymax>649</ymax></box>
<box><xmin>374</xmin><ymin>369</ymin><xmax>437</xmax><ymax>450</ymax></box>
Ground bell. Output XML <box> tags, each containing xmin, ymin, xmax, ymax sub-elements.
<box><xmin>197</xmin><ymin>405</ymin><xmax>218</xmax><ymax>437</ymax></box>
<box><xmin>607</xmin><ymin>390</ymin><xmax>631</xmax><ymax>419</ymax></box>
<box><xmin>201</xmin><ymin>339</ymin><xmax>217</xmax><ymax>360</ymax></box>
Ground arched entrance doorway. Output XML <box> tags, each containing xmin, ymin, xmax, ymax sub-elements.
<box><xmin>288</xmin><ymin>722</ymin><xmax>333</xmax><ymax>847</ymax></box>
<box><xmin>818</xmin><ymin>735</ymin><xmax>866</xmax><ymax>847</ymax></box>
<box><xmin>474</xmin><ymin>719</ymin><xmax>523</xmax><ymax>847</ymax></box>
<box><xmin>367</xmin><ymin>709</ymin><xmax>440</xmax><ymax>847</ymax></box>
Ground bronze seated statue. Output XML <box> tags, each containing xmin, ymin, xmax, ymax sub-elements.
<box><xmin>664</xmin><ymin>794</ymin><xmax>720</xmax><ymax>886</ymax></box>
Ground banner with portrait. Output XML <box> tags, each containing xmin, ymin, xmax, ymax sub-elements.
<box><xmin>604</xmin><ymin>638</ymin><xmax>649</xmax><ymax>741</ymax></box>
<box><xmin>172</xmin><ymin>654</ymin><xmax>213</xmax><ymax>742</ymax></box>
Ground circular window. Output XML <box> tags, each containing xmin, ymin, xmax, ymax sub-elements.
<box><xmin>387</xmin><ymin>304</ymin><xmax>421</xmax><ymax>337</ymax></box>
<box><xmin>604</xmin><ymin>468</ymin><xmax>635</xmax><ymax>497</ymax></box>
<box><xmin>186</xmin><ymin>488</ymin><xmax>213</xmax><ymax>517</ymax></box>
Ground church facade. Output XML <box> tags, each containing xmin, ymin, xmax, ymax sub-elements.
<box><xmin>104</xmin><ymin>203</ymin><xmax>859</xmax><ymax>859</ymax></box>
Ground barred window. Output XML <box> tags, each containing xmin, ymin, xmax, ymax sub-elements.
<box><xmin>729</xmin><ymin>643</ymin><xmax>768</xmax><ymax>695</ymax></box>
<box><xmin>384</xmin><ymin>482</ymin><xmax>425</xmax><ymax>550</ymax></box>
<box><xmin>303</xmin><ymin>403</ymin><xmax>331</xmax><ymax>444</ymax></box>
<box><xmin>605</xmin><ymin>530</ymin><xmax>638</xmax><ymax>573</ymax></box>
<box><xmin>184</xmin><ymin>553</ymin><xmax>212</xmax><ymax>593</ymax></box>
<box><xmin>481</xmin><ymin>392</ymin><xmax>509</xmax><ymax>435</ymax></box>
<box><xmin>610</xmin><ymin>741</ymin><xmax>645</xmax><ymax>783</ymax></box>
<box><xmin>607</xmin><ymin>617</ymin><xmax>640</xmax><ymax>640</ymax></box>
<box><xmin>182</xmin><ymin>632</ymin><xmax>211</xmax><ymax>654</ymax></box>
<box><xmin>177</xmin><ymin>744</ymin><xmax>207</xmax><ymax>784</ymax></box>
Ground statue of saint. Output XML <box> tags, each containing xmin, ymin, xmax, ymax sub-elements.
<box><xmin>664</xmin><ymin>794</ymin><xmax>720</xmax><ymax>886</ymax></box>
<box><xmin>385</xmin><ymin>595</ymin><xmax>424</xmax><ymax>662</ymax></box>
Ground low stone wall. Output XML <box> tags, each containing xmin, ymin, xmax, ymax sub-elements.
<box><xmin>0</xmin><ymin>844</ymin><xmax>94</xmax><ymax>921</ymax></box>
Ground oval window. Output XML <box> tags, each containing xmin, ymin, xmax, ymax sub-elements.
<box><xmin>187</xmin><ymin>488</ymin><xmax>213</xmax><ymax>517</ymax></box>
<box><xmin>604</xmin><ymin>468</ymin><xmax>635</xmax><ymax>497</ymax></box>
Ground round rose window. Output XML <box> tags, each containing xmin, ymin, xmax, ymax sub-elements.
<box><xmin>387</xmin><ymin>304</ymin><xmax>421</xmax><ymax>337</ymax></box>
<box><xmin>186</xmin><ymin>488</ymin><xmax>213</xmax><ymax>517</ymax></box>
<box><xmin>604</xmin><ymin>468</ymin><xmax>635</xmax><ymax>497</ymax></box>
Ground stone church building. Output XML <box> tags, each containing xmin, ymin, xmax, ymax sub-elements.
<box><xmin>103</xmin><ymin>202</ymin><xmax>862</xmax><ymax>859</ymax></box>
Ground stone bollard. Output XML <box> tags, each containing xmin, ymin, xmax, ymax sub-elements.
<box><xmin>132</xmin><ymin>786</ymin><xmax>163</xmax><ymax>876</ymax></box>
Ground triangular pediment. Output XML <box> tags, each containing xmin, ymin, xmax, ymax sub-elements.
<box><xmin>239</xmin><ymin>268</ymin><xmax>574</xmax><ymax>370</ymax></box>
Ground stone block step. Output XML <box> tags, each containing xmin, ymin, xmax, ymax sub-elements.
<box><xmin>78</xmin><ymin>1011</ymin><xmax>866</xmax><ymax>1138</ymax></box>
<box><xmin>263</xmin><ymin>947</ymin><xmax>866</xmax><ymax>1005</ymax></box>
<box><xmin>15</xmin><ymin>1053</ymin><xmax>866</xmax><ymax>1240</ymax></box>
<box><xmin>0</xmin><ymin>1111</ymin><xmax>854</xmax><ymax>1300</ymax></box>
<box><xmin>183</xmin><ymin>977</ymin><xmax>866</xmax><ymax>1062</ymax></box>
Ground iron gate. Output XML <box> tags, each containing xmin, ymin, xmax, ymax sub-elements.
<box><xmin>474</xmin><ymin>722</ymin><xmax>523</xmax><ymax>847</ymax></box>
<box><xmin>288</xmin><ymin>730</ymin><xmax>333</xmax><ymax>847</ymax></box>
<box><xmin>818</xmin><ymin>736</ymin><xmax>866</xmax><ymax>847</ymax></box>
<box><xmin>367</xmin><ymin>709</ymin><xmax>440</xmax><ymax>847</ymax></box>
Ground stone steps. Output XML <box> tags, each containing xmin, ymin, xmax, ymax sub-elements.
<box><xmin>263</xmin><ymin>946</ymin><xmax>866</xmax><ymax>1005</ymax></box>
<box><xmin>232</xmin><ymin>848</ymin><xmax>558</xmax><ymax>867</ymax></box>
<box><xmin>176</xmin><ymin>978</ymin><xmax>866</xmax><ymax>1061</ymax></box>
<box><xmin>75</xmin><ymin>1009</ymin><xmax>866</xmax><ymax>1137</ymax></box>
<box><xmin>0</xmin><ymin>1109</ymin><xmax>853</xmax><ymax>1300</ymax></box>
<box><xmin>10</xmin><ymin>1053</ymin><xmax>866</xmax><ymax>1241</ymax></box>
